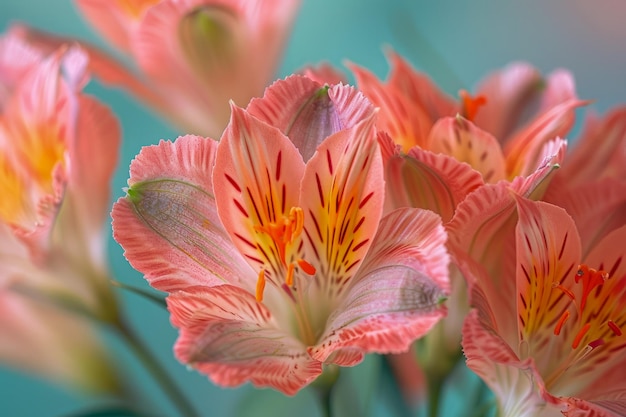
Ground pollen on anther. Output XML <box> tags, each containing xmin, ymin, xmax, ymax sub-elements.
<box><xmin>297</xmin><ymin>258</ymin><xmax>316</xmax><ymax>275</ymax></box>
<box><xmin>608</xmin><ymin>320</ymin><xmax>623</xmax><ymax>336</ymax></box>
<box><xmin>572</xmin><ymin>323</ymin><xmax>591</xmax><ymax>349</ymax></box>
<box><xmin>286</xmin><ymin>263</ymin><xmax>295</xmax><ymax>287</ymax></box>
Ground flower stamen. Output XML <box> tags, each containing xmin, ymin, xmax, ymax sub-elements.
<box><xmin>256</xmin><ymin>269</ymin><xmax>266</xmax><ymax>302</ymax></box>
<box><xmin>459</xmin><ymin>90</ymin><xmax>487</xmax><ymax>121</ymax></box>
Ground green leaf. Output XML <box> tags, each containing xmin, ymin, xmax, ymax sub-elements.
<box><xmin>63</xmin><ymin>407</ymin><xmax>147</xmax><ymax>417</ymax></box>
<box><xmin>109</xmin><ymin>280</ymin><xmax>167</xmax><ymax>309</ymax></box>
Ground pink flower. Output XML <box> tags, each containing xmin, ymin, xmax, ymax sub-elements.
<box><xmin>0</xmin><ymin>31</ymin><xmax>121</xmax><ymax>390</ymax></box>
<box><xmin>49</xmin><ymin>0</ymin><xmax>300</xmax><ymax>138</ymax></box>
<box><xmin>112</xmin><ymin>76</ymin><xmax>450</xmax><ymax>394</ymax></box>
<box><xmin>456</xmin><ymin>186</ymin><xmax>626</xmax><ymax>416</ymax></box>
<box><xmin>349</xmin><ymin>51</ymin><xmax>579</xmax><ymax>221</ymax></box>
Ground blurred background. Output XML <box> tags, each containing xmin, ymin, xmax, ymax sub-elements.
<box><xmin>1</xmin><ymin>0</ymin><xmax>625</xmax><ymax>416</ymax></box>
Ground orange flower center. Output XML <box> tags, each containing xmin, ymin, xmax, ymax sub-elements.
<box><xmin>552</xmin><ymin>264</ymin><xmax>621</xmax><ymax>349</ymax></box>
<box><xmin>254</xmin><ymin>207</ymin><xmax>316</xmax><ymax>301</ymax></box>
<box><xmin>459</xmin><ymin>90</ymin><xmax>487</xmax><ymax>122</ymax></box>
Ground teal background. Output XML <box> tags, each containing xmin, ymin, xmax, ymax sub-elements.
<box><xmin>1</xmin><ymin>1</ymin><xmax>626</xmax><ymax>416</ymax></box>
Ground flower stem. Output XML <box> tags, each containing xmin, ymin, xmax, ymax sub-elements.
<box><xmin>115</xmin><ymin>319</ymin><xmax>201</xmax><ymax>417</ymax></box>
<box><xmin>313</xmin><ymin>365</ymin><xmax>339</xmax><ymax>417</ymax></box>
<box><xmin>427</xmin><ymin>376</ymin><xmax>443</xmax><ymax>417</ymax></box>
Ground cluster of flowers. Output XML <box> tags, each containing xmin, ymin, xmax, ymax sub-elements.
<box><xmin>1</xmin><ymin>0</ymin><xmax>625</xmax><ymax>416</ymax></box>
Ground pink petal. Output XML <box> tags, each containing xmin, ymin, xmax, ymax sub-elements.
<box><xmin>462</xmin><ymin>310</ymin><xmax>565</xmax><ymax>417</ymax></box>
<box><xmin>299</xmin><ymin>116</ymin><xmax>384</xmax><ymax>298</ymax></box>
<box><xmin>133</xmin><ymin>0</ymin><xmax>299</xmax><ymax>137</ymax></box>
<box><xmin>428</xmin><ymin>116</ymin><xmax>507</xmax><ymax>183</ymax></box>
<box><xmin>299</xmin><ymin>62</ymin><xmax>347</xmax><ymax>85</ymax></box>
<box><xmin>168</xmin><ymin>285</ymin><xmax>321</xmax><ymax>395</ymax></box>
<box><xmin>537</xmin><ymin>69</ymin><xmax>577</xmax><ymax>113</ymax></box>
<box><xmin>385</xmin><ymin>148</ymin><xmax>484</xmax><ymax>222</ymax></box>
<box><xmin>559</xmin><ymin>107</ymin><xmax>626</xmax><ymax>186</ymax></box>
<box><xmin>309</xmin><ymin>208</ymin><xmax>449</xmax><ymax>363</ymax></box>
<box><xmin>112</xmin><ymin>135</ymin><xmax>252</xmax><ymax>292</ymax></box>
<box><xmin>309</xmin><ymin>264</ymin><xmax>446</xmax><ymax>364</ymax></box>
<box><xmin>385</xmin><ymin>49</ymin><xmax>457</xmax><ymax>122</ymax></box>
<box><xmin>213</xmin><ymin>105</ymin><xmax>305</xmax><ymax>280</ymax></box>
<box><xmin>544</xmin><ymin>178</ymin><xmax>626</xmax><ymax>256</ymax></box>
<box><xmin>504</xmin><ymin>99</ymin><xmax>585</xmax><ymax>178</ymax></box>
<box><xmin>74</xmin><ymin>0</ymin><xmax>142</xmax><ymax>52</ymax></box>
<box><xmin>349</xmin><ymin>62</ymin><xmax>433</xmax><ymax>152</ymax></box>
<box><xmin>247</xmin><ymin>76</ymin><xmax>375</xmax><ymax>162</ymax></box>
<box><xmin>514</xmin><ymin>198</ymin><xmax>582</xmax><ymax>372</ymax></box>
<box><xmin>472</xmin><ymin>62</ymin><xmax>543</xmax><ymax>141</ymax></box>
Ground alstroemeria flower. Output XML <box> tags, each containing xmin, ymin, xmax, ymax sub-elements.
<box><xmin>459</xmin><ymin>191</ymin><xmax>626</xmax><ymax>416</ymax></box>
<box><xmin>348</xmin><ymin>51</ymin><xmax>579</xmax><ymax>221</ymax></box>
<box><xmin>13</xmin><ymin>0</ymin><xmax>300</xmax><ymax>138</ymax></box>
<box><xmin>0</xmin><ymin>32</ymin><xmax>121</xmax><ymax>390</ymax></box>
<box><xmin>112</xmin><ymin>76</ymin><xmax>450</xmax><ymax>394</ymax></box>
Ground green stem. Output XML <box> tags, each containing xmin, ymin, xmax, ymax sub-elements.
<box><xmin>427</xmin><ymin>376</ymin><xmax>444</xmax><ymax>417</ymax></box>
<box><xmin>115</xmin><ymin>320</ymin><xmax>201</xmax><ymax>417</ymax></box>
<box><xmin>315</xmin><ymin>384</ymin><xmax>334</xmax><ymax>417</ymax></box>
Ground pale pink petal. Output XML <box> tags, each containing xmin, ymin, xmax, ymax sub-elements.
<box><xmin>349</xmin><ymin>62</ymin><xmax>433</xmax><ymax>151</ymax></box>
<box><xmin>168</xmin><ymin>285</ymin><xmax>321</xmax><ymax>395</ymax></box>
<box><xmin>562</xmin><ymin>398</ymin><xmax>626</xmax><ymax>417</ymax></box>
<box><xmin>299</xmin><ymin>116</ymin><xmax>384</xmax><ymax>298</ymax></box>
<box><xmin>213</xmin><ymin>105</ymin><xmax>305</xmax><ymax>280</ymax></box>
<box><xmin>537</xmin><ymin>69</ymin><xmax>577</xmax><ymax>113</ymax></box>
<box><xmin>0</xmin><ymin>30</ymin><xmax>44</xmax><ymax>108</ymax></box>
<box><xmin>504</xmin><ymin>99</ymin><xmax>585</xmax><ymax>178</ymax></box>
<box><xmin>385</xmin><ymin>49</ymin><xmax>457</xmax><ymax>121</ymax></box>
<box><xmin>428</xmin><ymin>116</ymin><xmax>507</xmax><ymax>183</ymax></box>
<box><xmin>514</xmin><ymin>198</ymin><xmax>582</xmax><ymax>373</ymax></box>
<box><xmin>309</xmin><ymin>264</ymin><xmax>446</xmax><ymax>364</ymax></box>
<box><xmin>309</xmin><ymin>208</ymin><xmax>449</xmax><ymax>363</ymax></box>
<box><xmin>462</xmin><ymin>311</ymin><xmax>566</xmax><ymax>417</ymax></box>
<box><xmin>246</xmin><ymin>76</ymin><xmax>375</xmax><ymax>162</ymax></box>
<box><xmin>473</xmin><ymin>62</ymin><xmax>543</xmax><ymax>141</ymax></box>
<box><xmin>112</xmin><ymin>135</ymin><xmax>252</xmax><ymax>292</ymax></box>
<box><xmin>385</xmin><ymin>148</ymin><xmax>484</xmax><ymax>222</ymax></box>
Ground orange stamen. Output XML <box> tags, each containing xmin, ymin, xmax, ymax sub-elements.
<box><xmin>552</xmin><ymin>283</ymin><xmax>576</xmax><ymax>301</ymax></box>
<box><xmin>297</xmin><ymin>259</ymin><xmax>316</xmax><ymax>275</ymax></box>
<box><xmin>286</xmin><ymin>263</ymin><xmax>295</xmax><ymax>287</ymax></box>
<box><xmin>572</xmin><ymin>322</ymin><xmax>591</xmax><ymax>349</ymax></box>
<box><xmin>554</xmin><ymin>310</ymin><xmax>570</xmax><ymax>336</ymax></box>
<box><xmin>255</xmin><ymin>269</ymin><xmax>266</xmax><ymax>302</ymax></box>
<box><xmin>459</xmin><ymin>90</ymin><xmax>487</xmax><ymax>121</ymax></box>
<box><xmin>576</xmin><ymin>264</ymin><xmax>608</xmax><ymax>310</ymax></box>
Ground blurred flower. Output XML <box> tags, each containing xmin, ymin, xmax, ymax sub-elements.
<box><xmin>112</xmin><ymin>76</ymin><xmax>450</xmax><ymax>395</ymax></box>
<box><xmin>461</xmin><ymin>191</ymin><xmax>626</xmax><ymax>416</ymax></box>
<box><xmin>70</xmin><ymin>0</ymin><xmax>300</xmax><ymax>137</ymax></box>
<box><xmin>0</xmin><ymin>31</ymin><xmax>121</xmax><ymax>391</ymax></box>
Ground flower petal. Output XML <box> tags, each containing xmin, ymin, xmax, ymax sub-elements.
<box><xmin>299</xmin><ymin>116</ymin><xmax>383</xmax><ymax>298</ymax></box>
<box><xmin>462</xmin><ymin>310</ymin><xmax>565</xmax><ymax>417</ymax></box>
<box><xmin>385</xmin><ymin>49</ymin><xmax>457</xmax><ymax>121</ymax></box>
<box><xmin>473</xmin><ymin>62</ymin><xmax>543</xmax><ymax>141</ymax></box>
<box><xmin>168</xmin><ymin>285</ymin><xmax>321</xmax><ymax>395</ymax></box>
<box><xmin>246</xmin><ymin>76</ymin><xmax>375</xmax><ymax>162</ymax></box>
<box><xmin>504</xmin><ymin>99</ymin><xmax>585</xmax><ymax>178</ymax></box>
<box><xmin>385</xmin><ymin>147</ymin><xmax>484</xmax><ymax>222</ymax></box>
<box><xmin>428</xmin><ymin>116</ymin><xmax>507</xmax><ymax>183</ymax></box>
<box><xmin>558</xmin><ymin>107</ymin><xmax>626</xmax><ymax>186</ymax></box>
<box><xmin>213</xmin><ymin>105</ymin><xmax>305</xmax><ymax>280</ymax></box>
<box><xmin>133</xmin><ymin>0</ymin><xmax>299</xmax><ymax>137</ymax></box>
<box><xmin>514</xmin><ymin>198</ymin><xmax>582</xmax><ymax>371</ymax></box>
<box><xmin>349</xmin><ymin>62</ymin><xmax>433</xmax><ymax>152</ymax></box>
<box><xmin>112</xmin><ymin>135</ymin><xmax>252</xmax><ymax>292</ymax></box>
<box><xmin>309</xmin><ymin>264</ymin><xmax>446</xmax><ymax>364</ymax></box>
